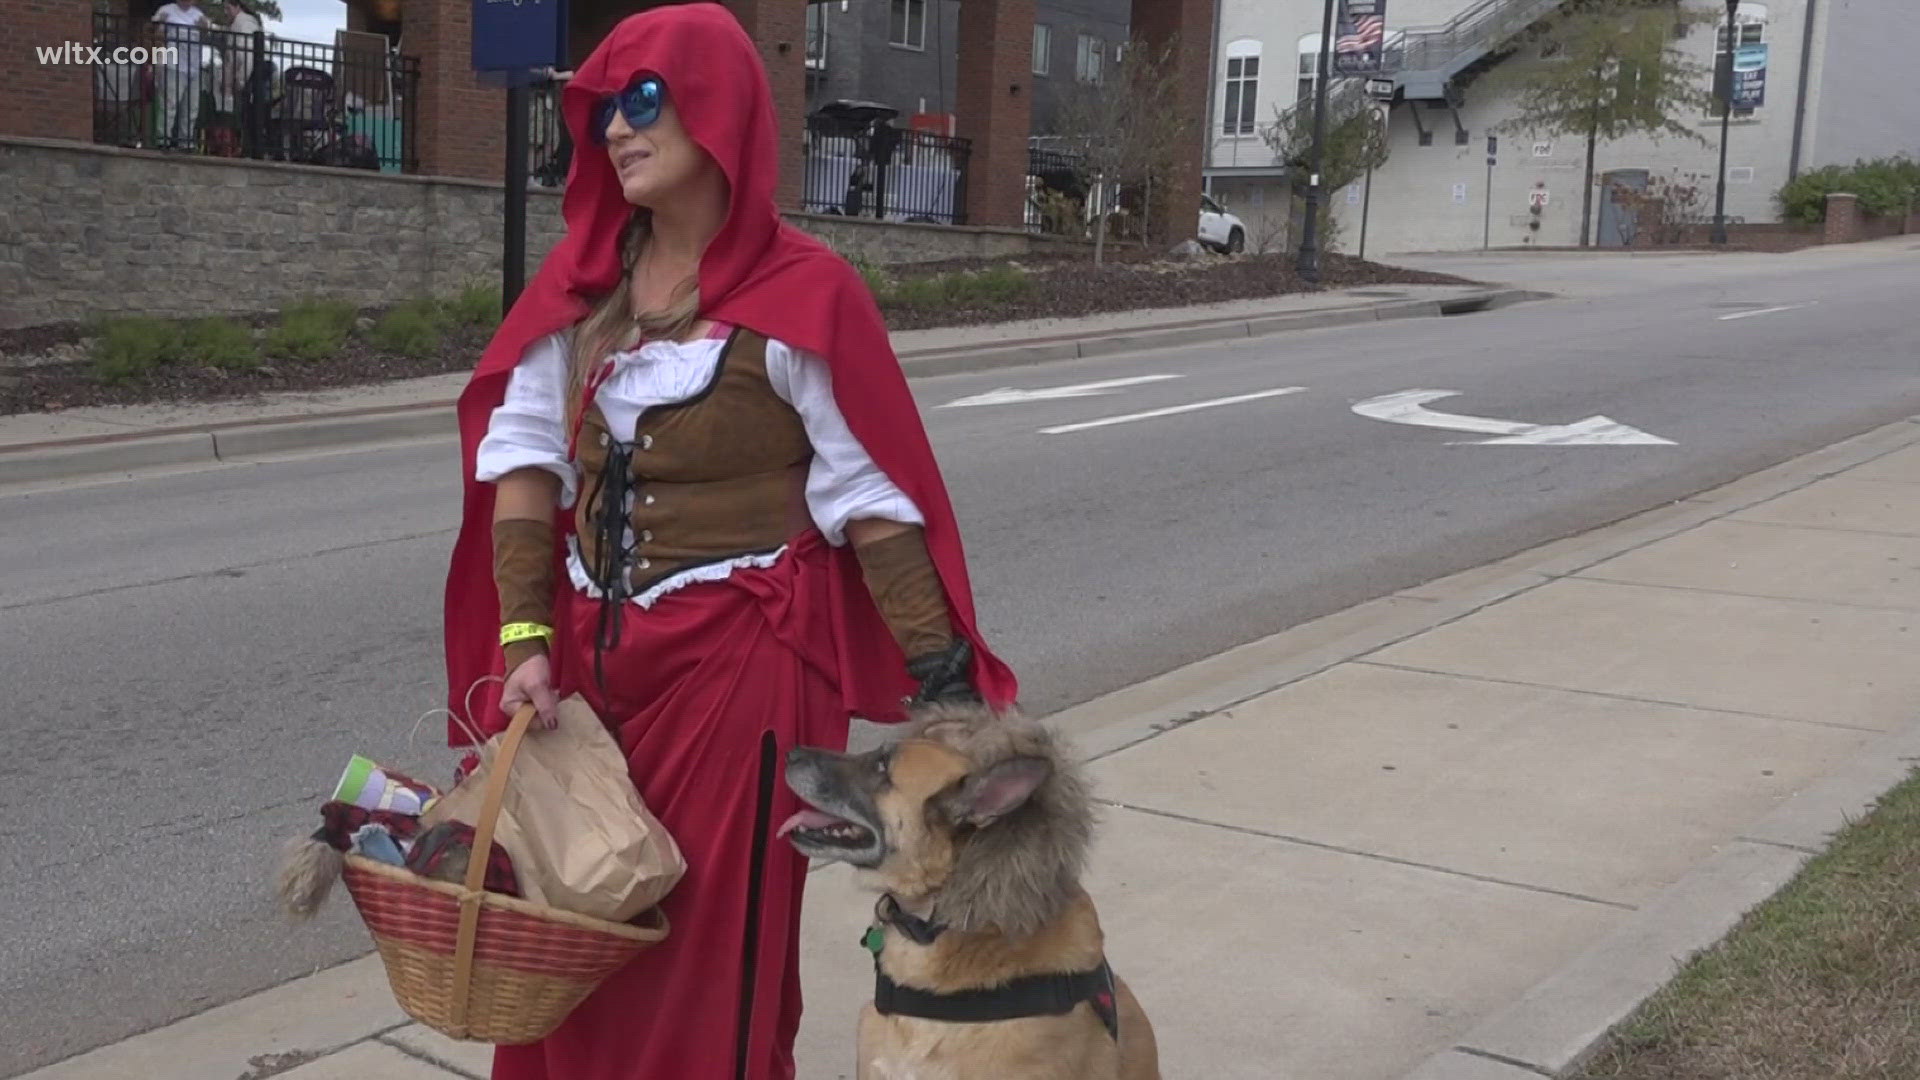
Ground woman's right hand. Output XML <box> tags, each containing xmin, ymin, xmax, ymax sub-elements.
<box><xmin>500</xmin><ymin>653</ymin><xmax>560</xmax><ymax>731</ymax></box>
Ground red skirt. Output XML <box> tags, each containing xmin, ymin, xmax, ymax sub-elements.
<box><xmin>491</xmin><ymin>530</ymin><xmax>867</xmax><ymax>1080</ymax></box>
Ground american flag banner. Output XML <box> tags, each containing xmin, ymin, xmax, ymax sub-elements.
<box><xmin>1333</xmin><ymin>0</ymin><xmax>1387</xmax><ymax>76</ymax></box>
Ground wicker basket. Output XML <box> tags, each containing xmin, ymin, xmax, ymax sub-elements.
<box><xmin>340</xmin><ymin>704</ymin><xmax>670</xmax><ymax>1045</ymax></box>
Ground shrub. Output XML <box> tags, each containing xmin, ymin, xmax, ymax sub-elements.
<box><xmin>444</xmin><ymin>282</ymin><xmax>502</xmax><ymax>329</ymax></box>
<box><xmin>965</xmin><ymin>266</ymin><xmax>1031</xmax><ymax>301</ymax></box>
<box><xmin>265</xmin><ymin>298</ymin><xmax>356</xmax><ymax>361</ymax></box>
<box><xmin>852</xmin><ymin>259</ymin><xmax>893</xmax><ymax>302</ymax></box>
<box><xmin>179</xmin><ymin>317</ymin><xmax>258</xmax><ymax>370</ymax></box>
<box><xmin>1776</xmin><ymin>155</ymin><xmax>1920</xmax><ymax>224</ymax></box>
<box><xmin>1777</xmin><ymin>165</ymin><xmax>1854</xmax><ymax>225</ymax></box>
<box><xmin>890</xmin><ymin>274</ymin><xmax>947</xmax><ymax>306</ymax></box>
<box><xmin>91</xmin><ymin>317</ymin><xmax>184</xmax><ymax>383</ymax></box>
<box><xmin>370</xmin><ymin>298</ymin><xmax>447</xmax><ymax>359</ymax></box>
<box><xmin>882</xmin><ymin>267</ymin><xmax>1034</xmax><ymax>307</ymax></box>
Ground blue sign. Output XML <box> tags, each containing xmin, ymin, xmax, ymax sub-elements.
<box><xmin>472</xmin><ymin>0</ymin><xmax>568</xmax><ymax>75</ymax></box>
<box><xmin>1730</xmin><ymin>42</ymin><xmax>1767</xmax><ymax>110</ymax></box>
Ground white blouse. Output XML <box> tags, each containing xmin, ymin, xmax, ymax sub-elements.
<box><xmin>476</xmin><ymin>328</ymin><xmax>924</xmax><ymax>606</ymax></box>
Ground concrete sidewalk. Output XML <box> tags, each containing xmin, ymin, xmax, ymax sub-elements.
<box><xmin>22</xmin><ymin>416</ymin><xmax>1920</xmax><ymax>1080</ymax></box>
<box><xmin>0</xmin><ymin>284</ymin><xmax>1526</xmax><ymax>487</ymax></box>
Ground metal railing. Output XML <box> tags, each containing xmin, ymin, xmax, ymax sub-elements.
<box><xmin>529</xmin><ymin>80</ymin><xmax>569</xmax><ymax>188</ymax></box>
<box><xmin>91</xmin><ymin>12</ymin><xmax>419</xmax><ymax>173</ymax></box>
<box><xmin>1025</xmin><ymin>144</ymin><xmax>1088</xmax><ymax>234</ymax></box>
<box><xmin>802</xmin><ymin>117</ymin><xmax>972</xmax><ymax>226</ymax></box>
<box><xmin>1386</xmin><ymin>0</ymin><xmax>1568</xmax><ymax>78</ymax></box>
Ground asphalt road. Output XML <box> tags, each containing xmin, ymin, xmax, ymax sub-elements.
<box><xmin>3</xmin><ymin>241</ymin><xmax>1917</xmax><ymax>1075</ymax></box>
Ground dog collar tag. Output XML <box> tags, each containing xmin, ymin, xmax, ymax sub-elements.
<box><xmin>862</xmin><ymin>925</ymin><xmax>885</xmax><ymax>955</ymax></box>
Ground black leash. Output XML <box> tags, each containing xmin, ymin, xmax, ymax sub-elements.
<box><xmin>734</xmin><ymin>733</ymin><xmax>777</xmax><ymax>1080</ymax></box>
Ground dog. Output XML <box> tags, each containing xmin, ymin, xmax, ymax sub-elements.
<box><xmin>782</xmin><ymin>702</ymin><xmax>1159</xmax><ymax>1080</ymax></box>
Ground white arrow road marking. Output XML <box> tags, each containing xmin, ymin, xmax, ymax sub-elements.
<box><xmin>1718</xmin><ymin>303</ymin><xmax>1814</xmax><ymax>321</ymax></box>
<box><xmin>1351</xmin><ymin>390</ymin><xmax>1675</xmax><ymax>445</ymax></box>
<box><xmin>1040</xmin><ymin>387</ymin><xmax>1308</xmax><ymax>435</ymax></box>
<box><xmin>939</xmin><ymin>374</ymin><xmax>1183</xmax><ymax>408</ymax></box>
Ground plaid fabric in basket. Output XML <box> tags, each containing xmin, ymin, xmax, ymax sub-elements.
<box><xmin>405</xmin><ymin>821</ymin><xmax>523</xmax><ymax>897</ymax></box>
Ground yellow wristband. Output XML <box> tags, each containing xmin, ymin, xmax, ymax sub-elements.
<box><xmin>500</xmin><ymin>622</ymin><xmax>554</xmax><ymax>647</ymax></box>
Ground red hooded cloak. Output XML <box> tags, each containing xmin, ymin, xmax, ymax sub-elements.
<box><xmin>443</xmin><ymin>2</ymin><xmax>1018</xmax><ymax>742</ymax></box>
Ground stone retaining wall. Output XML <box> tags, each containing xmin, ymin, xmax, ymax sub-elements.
<box><xmin>2</xmin><ymin>138</ymin><xmax>1080</xmax><ymax>330</ymax></box>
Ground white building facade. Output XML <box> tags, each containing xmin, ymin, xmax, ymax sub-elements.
<box><xmin>1204</xmin><ymin>0</ymin><xmax>1920</xmax><ymax>254</ymax></box>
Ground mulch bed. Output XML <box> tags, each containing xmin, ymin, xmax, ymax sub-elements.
<box><xmin>0</xmin><ymin>252</ymin><xmax>1476</xmax><ymax>417</ymax></box>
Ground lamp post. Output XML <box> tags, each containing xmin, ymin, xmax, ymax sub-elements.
<box><xmin>1294</xmin><ymin>0</ymin><xmax>1339</xmax><ymax>283</ymax></box>
<box><xmin>1711</xmin><ymin>0</ymin><xmax>1739</xmax><ymax>245</ymax></box>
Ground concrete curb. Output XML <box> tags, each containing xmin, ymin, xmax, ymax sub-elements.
<box><xmin>1399</xmin><ymin>716</ymin><xmax>1920</xmax><ymax>1080</ymax></box>
<box><xmin>0</xmin><ymin>289</ymin><xmax>1538</xmax><ymax>488</ymax></box>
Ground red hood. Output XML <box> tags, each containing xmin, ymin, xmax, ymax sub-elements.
<box><xmin>441</xmin><ymin>3</ymin><xmax>1018</xmax><ymax>742</ymax></box>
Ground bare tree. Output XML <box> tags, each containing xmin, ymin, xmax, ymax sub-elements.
<box><xmin>1053</xmin><ymin>36</ymin><xmax>1191</xmax><ymax>264</ymax></box>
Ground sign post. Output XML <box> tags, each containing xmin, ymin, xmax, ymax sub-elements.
<box><xmin>1299</xmin><ymin>0</ymin><xmax>1391</xmax><ymax>282</ymax></box>
<box><xmin>1484</xmin><ymin>134</ymin><xmax>1497</xmax><ymax>250</ymax></box>
<box><xmin>472</xmin><ymin>0</ymin><xmax>570</xmax><ymax>312</ymax></box>
<box><xmin>1711</xmin><ymin>0</ymin><xmax>1738</xmax><ymax>245</ymax></box>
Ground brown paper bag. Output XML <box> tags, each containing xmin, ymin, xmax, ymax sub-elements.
<box><xmin>424</xmin><ymin>694</ymin><xmax>686</xmax><ymax>923</ymax></box>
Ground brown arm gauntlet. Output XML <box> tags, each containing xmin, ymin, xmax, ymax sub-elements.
<box><xmin>854</xmin><ymin>526</ymin><xmax>979</xmax><ymax>704</ymax></box>
<box><xmin>493</xmin><ymin>517</ymin><xmax>557</xmax><ymax>672</ymax></box>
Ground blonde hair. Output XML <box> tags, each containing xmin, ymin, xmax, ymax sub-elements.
<box><xmin>565</xmin><ymin>209</ymin><xmax>703</xmax><ymax>429</ymax></box>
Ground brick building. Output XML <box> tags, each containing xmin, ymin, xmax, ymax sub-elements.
<box><xmin>7</xmin><ymin>0</ymin><xmax>1214</xmax><ymax>239</ymax></box>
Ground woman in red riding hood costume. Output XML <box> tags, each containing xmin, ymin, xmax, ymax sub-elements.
<box><xmin>439</xmin><ymin>5</ymin><xmax>1018</xmax><ymax>1078</ymax></box>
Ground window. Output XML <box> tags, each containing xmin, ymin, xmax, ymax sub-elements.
<box><xmin>1076</xmin><ymin>34</ymin><xmax>1104</xmax><ymax>83</ymax></box>
<box><xmin>1222</xmin><ymin>40</ymin><xmax>1261</xmax><ymax>136</ymax></box>
<box><xmin>1710</xmin><ymin>2</ymin><xmax>1767</xmax><ymax>118</ymax></box>
<box><xmin>1296</xmin><ymin>34</ymin><xmax>1322</xmax><ymax>103</ymax></box>
<box><xmin>1033</xmin><ymin>23</ymin><xmax>1052</xmax><ymax>76</ymax></box>
<box><xmin>806</xmin><ymin>4</ymin><xmax>828</xmax><ymax>70</ymax></box>
<box><xmin>890</xmin><ymin>0</ymin><xmax>926</xmax><ymax>51</ymax></box>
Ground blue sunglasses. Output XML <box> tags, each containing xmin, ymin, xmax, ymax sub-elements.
<box><xmin>592</xmin><ymin>76</ymin><xmax>667</xmax><ymax>143</ymax></box>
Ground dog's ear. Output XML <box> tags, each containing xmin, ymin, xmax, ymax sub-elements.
<box><xmin>940</xmin><ymin>755</ymin><xmax>1051</xmax><ymax>828</ymax></box>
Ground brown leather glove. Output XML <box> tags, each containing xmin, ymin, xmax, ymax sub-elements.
<box><xmin>494</xmin><ymin>517</ymin><xmax>556</xmax><ymax>672</ymax></box>
<box><xmin>856</xmin><ymin>528</ymin><xmax>980</xmax><ymax>704</ymax></box>
<box><xmin>854</xmin><ymin>526</ymin><xmax>956</xmax><ymax>661</ymax></box>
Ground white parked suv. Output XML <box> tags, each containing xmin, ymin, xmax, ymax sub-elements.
<box><xmin>1198</xmin><ymin>194</ymin><xmax>1246</xmax><ymax>254</ymax></box>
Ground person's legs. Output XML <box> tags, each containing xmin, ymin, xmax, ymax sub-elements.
<box><xmin>158</xmin><ymin>68</ymin><xmax>183</xmax><ymax>148</ymax></box>
<box><xmin>180</xmin><ymin>69</ymin><xmax>202</xmax><ymax>151</ymax></box>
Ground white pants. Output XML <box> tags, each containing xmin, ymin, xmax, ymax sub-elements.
<box><xmin>160</xmin><ymin>66</ymin><xmax>201</xmax><ymax>148</ymax></box>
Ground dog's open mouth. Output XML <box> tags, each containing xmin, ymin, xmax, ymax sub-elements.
<box><xmin>777</xmin><ymin>807</ymin><xmax>876</xmax><ymax>850</ymax></box>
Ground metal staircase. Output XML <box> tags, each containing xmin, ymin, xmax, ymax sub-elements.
<box><xmin>1384</xmin><ymin>0</ymin><xmax>1569</xmax><ymax>100</ymax></box>
<box><xmin>1250</xmin><ymin>0</ymin><xmax>1569</xmax><ymax>162</ymax></box>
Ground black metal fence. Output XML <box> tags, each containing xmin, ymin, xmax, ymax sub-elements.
<box><xmin>91</xmin><ymin>13</ymin><xmax>419</xmax><ymax>174</ymax></box>
<box><xmin>802</xmin><ymin>117</ymin><xmax>971</xmax><ymax>226</ymax></box>
<box><xmin>1026</xmin><ymin>144</ymin><xmax>1088</xmax><ymax>234</ymax></box>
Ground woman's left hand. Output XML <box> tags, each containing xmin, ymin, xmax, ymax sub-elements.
<box><xmin>500</xmin><ymin>652</ymin><xmax>561</xmax><ymax>731</ymax></box>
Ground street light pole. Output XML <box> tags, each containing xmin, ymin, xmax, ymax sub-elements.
<box><xmin>1295</xmin><ymin>0</ymin><xmax>1340</xmax><ymax>283</ymax></box>
<box><xmin>504</xmin><ymin>80</ymin><xmax>530</xmax><ymax>311</ymax></box>
<box><xmin>1711</xmin><ymin>0</ymin><xmax>1738</xmax><ymax>245</ymax></box>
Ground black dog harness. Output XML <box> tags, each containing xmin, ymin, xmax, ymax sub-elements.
<box><xmin>863</xmin><ymin>894</ymin><xmax>1122</xmax><ymax>1040</ymax></box>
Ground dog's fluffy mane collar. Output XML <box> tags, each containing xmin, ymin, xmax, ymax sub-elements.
<box><xmin>902</xmin><ymin>702</ymin><xmax>1095</xmax><ymax>940</ymax></box>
